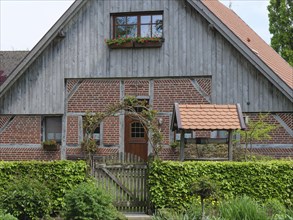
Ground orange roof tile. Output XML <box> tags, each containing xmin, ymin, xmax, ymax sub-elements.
<box><xmin>174</xmin><ymin>103</ymin><xmax>245</xmax><ymax>130</ymax></box>
<box><xmin>202</xmin><ymin>0</ymin><xmax>293</xmax><ymax>89</ymax></box>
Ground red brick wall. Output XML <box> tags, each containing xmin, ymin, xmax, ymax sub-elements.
<box><xmin>0</xmin><ymin>115</ymin><xmax>61</xmax><ymax>161</ymax></box>
<box><xmin>103</xmin><ymin>116</ymin><xmax>120</xmax><ymax>146</ymax></box>
<box><xmin>158</xmin><ymin>148</ymin><xmax>179</xmax><ymax>160</ymax></box>
<box><xmin>251</xmin><ymin>148</ymin><xmax>293</xmax><ymax>159</ymax></box>
<box><xmin>66</xmin><ymin>147</ymin><xmax>83</xmax><ymax>158</ymax></box>
<box><xmin>67</xmin><ymin>79</ymin><xmax>80</xmax><ymax>93</ymax></box>
<box><xmin>245</xmin><ymin>113</ymin><xmax>293</xmax><ymax>144</ymax></box>
<box><xmin>65</xmin><ymin>78</ymin><xmax>214</xmax><ymax>159</ymax></box>
<box><xmin>277</xmin><ymin>113</ymin><xmax>293</xmax><ymax>130</ymax></box>
<box><xmin>66</xmin><ymin>147</ymin><xmax>119</xmax><ymax>159</ymax></box>
<box><xmin>0</xmin><ymin>116</ymin><xmax>12</xmax><ymax>129</ymax></box>
<box><xmin>97</xmin><ymin>147</ymin><xmax>119</xmax><ymax>156</ymax></box>
<box><xmin>153</xmin><ymin>79</ymin><xmax>209</xmax><ymax>112</ymax></box>
<box><xmin>158</xmin><ymin>115</ymin><xmax>170</xmax><ymax>145</ymax></box>
<box><xmin>0</xmin><ymin>116</ymin><xmax>41</xmax><ymax>144</ymax></box>
<box><xmin>67</xmin><ymin>116</ymin><xmax>79</xmax><ymax>145</ymax></box>
<box><xmin>3</xmin><ymin>78</ymin><xmax>291</xmax><ymax>161</ymax></box>
<box><xmin>67</xmin><ymin>79</ymin><xmax>120</xmax><ymax>112</ymax></box>
<box><xmin>195</xmin><ymin>78</ymin><xmax>212</xmax><ymax>96</ymax></box>
<box><xmin>0</xmin><ymin>148</ymin><xmax>60</xmax><ymax>161</ymax></box>
<box><xmin>125</xmin><ymin>80</ymin><xmax>149</xmax><ymax>97</ymax></box>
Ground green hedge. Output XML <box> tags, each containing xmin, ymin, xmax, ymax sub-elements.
<box><xmin>148</xmin><ymin>160</ymin><xmax>293</xmax><ymax>209</ymax></box>
<box><xmin>0</xmin><ymin>160</ymin><xmax>87</xmax><ymax>211</ymax></box>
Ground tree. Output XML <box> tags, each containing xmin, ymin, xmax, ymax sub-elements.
<box><xmin>268</xmin><ymin>0</ymin><xmax>293</xmax><ymax>66</ymax></box>
<box><xmin>190</xmin><ymin>177</ymin><xmax>218</xmax><ymax>220</ymax></box>
<box><xmin>235</xmin><ymin>113</ymin><xmax>278</xmax><ymax>161</ymax></box>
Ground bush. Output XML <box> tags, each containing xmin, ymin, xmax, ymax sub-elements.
<box><xmin>0</xmin><ymin>210</ymin><xmax>17</xmax><ymax>220</ymax></box>
<box><xmin>148</xmin><ymin>160</ymin><xmax>293</xmax><ymax>209</ymax></box>
<box><xmin>219</xmin><ymin>196</ymin><xmax>269</xmax><ymax>220</ymax></box>
<box><xmin>0</xmin><ymin>160</ymin><xmax>87</xmax><ymax>212</ymax></box>
<box><xmin>63</xmin><ymin>180</ymin><xmax>125</xmax><ymax>220</ymax></box>
<box><xmin>0</xmin><ymin>177</ymin><xmax>52</xmax><ymax>219</ymax></box>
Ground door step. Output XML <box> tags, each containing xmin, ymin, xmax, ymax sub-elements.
<box><xmin>125</xmin><ymin>213</ymin><xmax>152</xmax><ymax>220</ymax></box>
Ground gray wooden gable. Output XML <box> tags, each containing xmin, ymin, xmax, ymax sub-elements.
<box><xmin>0</xmin><ymin>0</ymin><xmax>292</xmax><ymax>114</ymax></box>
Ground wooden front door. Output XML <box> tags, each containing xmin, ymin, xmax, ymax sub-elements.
<box><xmin>125</xmin><ymin>116</ymin><xmax>148</xmax><ymax>161</ymax></box>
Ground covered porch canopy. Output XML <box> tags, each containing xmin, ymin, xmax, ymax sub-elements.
<box><xmin>171</xmin><ymin>103</ymin><xmax>246</xmax><ymax>161</ymax></box>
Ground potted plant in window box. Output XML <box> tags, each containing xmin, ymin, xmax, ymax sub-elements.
<box><xmin>170</xmin><ymin>141</ymin><xmax>179</xmax><ymax>152</ymax></box>
<box><xmin>42</xmin><ymin>140</ymin><xmax>59</xmax><ymax>151</ymax></box>
<box><xmin>105</xmin><ymin>37</ymin><xmax>164</xmax><ymax>49</ymax></box>
<box><xmin>133</xmin><ymin>37</ymin><xmax>163</xmax><ymax>48</ymax></box>
<box><xmin>105</xmin><ymin>37</ymin><xmax>133</xmax><ymax>49</ymax></box>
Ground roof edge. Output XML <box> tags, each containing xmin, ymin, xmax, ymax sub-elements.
<box><xmin>187</xmin><ymin>0</ymin><xmax>293</xmax><ymax>102</ymax></box>
<box><xmin>0</xmin><ymin>0</ymin><xmax>88</xmax><ymax>98</ymax></box>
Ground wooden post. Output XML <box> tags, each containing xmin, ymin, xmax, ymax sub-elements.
<box><xmin>61</xmin><ymin>80</ymin><xmax>68</xmax><ymax>160</ymax></box>
<box><xmin>228</xmin><ymin>130</ymin><xmax>233</xmax><ymax>161</ymax></box>
<box><xmin>119</xmin><ymin>80</ymin><xmax>125</xmax><ymax>156</ymax></box>
<box><xmin>180</xmin><ymin>130</ymin><xmax>185</xmax><ymax>161</ymax></box>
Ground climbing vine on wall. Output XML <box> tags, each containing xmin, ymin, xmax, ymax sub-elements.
<box><xmin>82</xmin><ymin>96</ymin><xmax>163</xmax><ymax>171</ymax></box>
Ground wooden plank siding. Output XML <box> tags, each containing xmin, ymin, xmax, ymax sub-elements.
<box><xmin>0</xmin><ymin>0</ymin><xmax>292</xmax><ymax>114</ymax></box>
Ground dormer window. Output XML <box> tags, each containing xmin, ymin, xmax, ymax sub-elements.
<box><xmin>112</xmin><ymin>12</ymin><xmax>163</xmax><ymax>38</ymax></box>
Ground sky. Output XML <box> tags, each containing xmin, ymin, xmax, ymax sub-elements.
<box><xmin>0</xmin><ymin>0</ymin><xmax>272</xmax><ymax>51</ymax></box>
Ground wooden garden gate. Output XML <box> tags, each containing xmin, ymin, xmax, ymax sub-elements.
<box><xmin>92</xmin><ymin>153</ymin><xmax>149</xmax><ymax>213</ymax></box>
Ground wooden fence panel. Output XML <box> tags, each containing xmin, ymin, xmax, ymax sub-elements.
<box><xmin>92</xmin><ymin>152</ymin><xmax>148</xmax><ymax>213</ymax></box>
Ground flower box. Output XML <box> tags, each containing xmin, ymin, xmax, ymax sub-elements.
<box><xmin>106</xmin><ymin>37</ymin><xmax>164</xmax><ymax>49</ymax></box>
<box><xmin>134</xmin><ymin>41</ymin><xmax>163</xmax><ymax>48</ymax></box>
<box><xmin>42</xmin><ymin>140</ymin><xmax>59</xmax><ymax>151</ymax></box>
<box><xmin>108</xmin><ymin>41</ymin><xmax>134</xmax><ymax>49</ymax></box>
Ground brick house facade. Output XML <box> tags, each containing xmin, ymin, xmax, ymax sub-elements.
<box><xmin>1</xmin><ymin>78</ymin><xmax>292</xmax><ymax>160</ymax></box>
<box><xmin>0</xmin><ymin>0</ymin><xmax>292</xmax><ymax>161</ymax></box>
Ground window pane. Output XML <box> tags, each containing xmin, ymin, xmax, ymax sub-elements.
<box><xmin>131</xmin><ymin>122</ymin><xmax>145</xmax><ymax>138</ymax></box>
<box><xmin>127</xmin><ymin>16</ymin><xmax>137</xmax><ymax>24</ymax></box>
<box><xmin>152</xmin><ymin>15</ymin><xmax>163</xmax><ymax>24</ymax></box>
<box><xmin>113</xmin><ymin>13</ymin><xmax>163</xmax><ymax>39</ymax></box>
<box><xmin>141</xmin><ymin>15</ymin><xmax>151</xmax><ymax>24</ymax></box>
<box><xmin>45</xmin><ymin>117</ymin><xmax>62</xmax><ymax>143</ymax></box>
<box><xmin>93</xmin><ymin>126</ymin><xmax>100</xmax><ymax>145</ymax></box>
<box><xmin>115</xmin><ymin>26</ymin><xmax>127</xmax><ymax>38</ymax></box>
<box><xmin>115</xmin><ymin>17</ymin><xmax>126</xmax><ymax>25</ymax></box>
<box><xmin>127</xmin><ymin>25</ymin><xmax>137</xmax><ymax>37</ymax></box>
<box><xmin>152</xmin><ymin>24</ymin><xmax>163</xmax><ymax>37</ymax></box>
<box><xmin>141</xmin><ymin>24</ymin><xmax>151</xmax><ymax>37</ymax></box>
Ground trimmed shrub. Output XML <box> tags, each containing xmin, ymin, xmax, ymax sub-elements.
<box><xmin>63</xmin><ymin>180</ymin><xmax>126</xmax><ymax>220</ymax></box>
<box><xmin>148</xmin><ymin>160</ymin><xmax>293</xmax><ymax>209</ymax></box>
<box><xmin>0</xmin><ymin>210</ymin><xmax>17</xmax><ymax>220</ymax></box>
<box><xmin>0</xmin><ymin>176</ymin><xmax>52</xmax><ymax>219</ymax></box>
<box><xmin>0</xmin><ymin>161</ymin><xmax>87</xmax><ymax>212</ymax></box>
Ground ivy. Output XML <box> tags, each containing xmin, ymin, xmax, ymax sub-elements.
<box><xmin>148</xmin><ymin>160</ymin><xmax>293</xmax><ymax>210</ymax></box>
